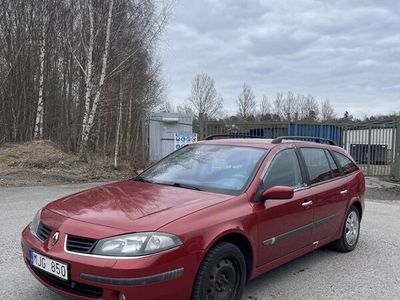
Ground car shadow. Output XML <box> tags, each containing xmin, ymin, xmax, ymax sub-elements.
<box><xmin>242</xmin><ymin>244</ymin><xmax>363</xmax><ymax>300</ymax></box>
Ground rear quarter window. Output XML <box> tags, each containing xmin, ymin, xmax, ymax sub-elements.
<box><xmin>300</xmin><ymin>148</ymin><xmax>334</xmax><ymax>184</ymax></box>
<box><xmin>333</xmin><ymin>151</ymin><xmax>359</xmax><ymax>175</ymax></box>
<box><xmin>325</xmin><ymin>150</ymin><xmax>341</xmax><ymax>178</ymax></box>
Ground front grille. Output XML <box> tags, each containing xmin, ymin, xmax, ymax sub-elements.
<box><xmin>30</xmin><ymin>262</ymin><xmax>103</xmax><ymax>298</ymax></box>
<box><xmin>36</xmin><ymin>222</ymin><xmax>51</xmax><ymax>242</ymax></box>
<box><xmin>66</xmin><ymin>235</ymin><xmax>97</xmax><ymax>254</ymax></box>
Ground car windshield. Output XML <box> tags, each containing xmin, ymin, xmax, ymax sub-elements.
<box><xmin>137</xmin><ymin>144</ymin><xmax>267</xmax><ymax>195</ymax></box>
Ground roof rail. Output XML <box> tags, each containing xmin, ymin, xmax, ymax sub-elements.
<box><xmin>204</xmin><ymin>134</ymin><xmax>262</xmax><ymax>140</ymax></box>
<box><xmin>271</xmin><ymin>136</ymin><xmax>336</xmax><ymax>145</ymax></box>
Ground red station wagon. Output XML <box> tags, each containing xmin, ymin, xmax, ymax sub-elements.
<box><xmin>21</xmin><ymin>136</ymin><xmax>365</xmax><ymax>300</ymax></box>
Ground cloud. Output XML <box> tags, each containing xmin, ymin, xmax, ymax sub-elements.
<box><xmin>160</xmin><ymin>0</ymin><xmax>400</xmax><ymax>117</ymax></box>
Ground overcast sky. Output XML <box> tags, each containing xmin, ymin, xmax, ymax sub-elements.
<box><xmin>159</xmin><ymin>0</ymin><xmax>400</xmax><ymax>118</ymax></box>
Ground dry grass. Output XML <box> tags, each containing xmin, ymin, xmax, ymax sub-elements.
<box><xmin>0</xmin><ymin>140</ymin><xmax>133</xmax><ymax>187</ymax></box>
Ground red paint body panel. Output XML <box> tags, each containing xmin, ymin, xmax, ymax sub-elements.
<box><xmin>21</xmin><ymin>139</ymin><xmax>365</xmax><ymax>300</ymax></box>
<box><xmin>46</xmin><ymin>181</ymin><xmax>231</xmax><ymax>231</ymax></box>
<box><xmin>254</xmin><ymin>189</ymin><xmax>314</xmax><ymax>265</ymax></box>
<box><xmin>309</xmin><ymin>176</ymin><xmax>349</xmax><ymax>241</ymax></box>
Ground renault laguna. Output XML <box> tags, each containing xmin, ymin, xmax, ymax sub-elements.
<box><xmin>21</xmin><ymin>136</ymin><xmax>365</xmax><ymax>300</ymax></box>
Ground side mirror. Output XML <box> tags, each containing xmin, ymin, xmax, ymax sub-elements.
<box><xmin>134</xmin><ymin>169</ymin><xmax>144</xmax><ymax>176</ymax></box>
<box><xmin>262</xmin><ymin>186</ymin><xmax>294</xmax><ymax>201</ymax></box>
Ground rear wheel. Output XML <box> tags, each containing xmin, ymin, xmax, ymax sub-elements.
<box><xmin>191</xmin><ymin>242</ymin><xmax>246</xmax><ymax>300</ymax></box>
<box><xmin>332</xmin><ymin>205</ymin><xmax>360</xmax><ymax>252</ymax></box>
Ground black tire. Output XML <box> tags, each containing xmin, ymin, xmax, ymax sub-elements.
<box><xmin>332</xmin><ymin>205</ymin><xmax>360</xmax><ymax>252</ymax></box>
<box><xmin>191</xmin><ymin>242</ymin><xmax>246</xmax><ymax>300</ymax></box>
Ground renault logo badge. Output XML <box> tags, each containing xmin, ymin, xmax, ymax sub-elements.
<box><xmin>51</xmin><ymin>232</ymin><xmax>60</xmax><ymax>246</ymax></box>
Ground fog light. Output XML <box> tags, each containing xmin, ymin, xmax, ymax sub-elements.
<box><xmin>118</xmin><ymin>293</ymin><xmax>126</xmax><ymax>300</ymax></box>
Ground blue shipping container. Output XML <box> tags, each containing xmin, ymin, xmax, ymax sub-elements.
<box><xmin>289</xmin><ymin>124</ymin><xmax>343</xmax><ymax>146</ymax></box>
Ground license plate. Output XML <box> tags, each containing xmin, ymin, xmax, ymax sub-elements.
<box><xmin>29</xmin><ymin>250</ymin><xmax>68</xmax><ymax>281</ymax></box>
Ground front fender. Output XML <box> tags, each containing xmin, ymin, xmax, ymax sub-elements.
<box><xmin>159</xmin><ymin>194</ymin><xmax>258</xmax><ymax>279</ymax></box>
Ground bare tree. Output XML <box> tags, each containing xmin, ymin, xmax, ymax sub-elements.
<box><xmin>33</xmin><ymin>2</ymin><xmax>49</xmax><ymax>139</ymax></box>
<box><xmin>0</xmin><ymin>0</ymin><xmax>168</xmax><ymax>167</ymax></box>
<box><xmin>297</xmin><ymin>95</ymin><xmax>308</xmax><ymax>120</ymax></box>
<box><xmin>282</xmin><ymin>91</ymin><xmax>298</xmax><ymax>121</ymax></box>
<box><xmin>302</xmin><ymin>94</ymin><xmax>320</xmax><ymax>121</ymax></box>
<box><xmin>113</xmin><ymin>74</ymin><xmax>123</xmax><ymax>169</ymax></box>
<box><xmin>176</xmin><ymin>103</ymin><xmax>194</xmax><ymax>115</ymax></box>
<box><xmin>259</xmin><ymin>95</ymin><xmax>271</xmax><ymax>117</ymax></box>
<box><xmin>236</xmin><ymin>83</ymin><xmax>256</xmax><ymax>119</ymax></box>
<box><xmin>157</xmin><ymin>101</ymin><xmax>174</xmax><ymax>113</ymax></box>
<box><xmin>187</xmin><ymin>73</ymin><xmax>223</xmax><ymax>119</ymax></box>
<box><xmin>78</xmin><ymin>0</ymin><xmax>114</xmax><ymax>161</ymax></box>
<box><xmin>271</xmin><ymin>92</ymin><xmax>323</xmax><ymax>121</ymax></box>
<box><xmin>272</xmin><ymin>93</ymin><xmax>284</xmax><ymax>120</ymax></box>
<box><xmin>321</xmin><ymin>99</ymin><xmax>335</xmax><ymax>121</ymax></box>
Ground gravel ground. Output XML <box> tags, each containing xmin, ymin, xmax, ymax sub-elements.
<box><xmin>0</xmin><ymin>182</ymin><xmax>399</xmax><ymax>300</ymax></box>
<box><xmin>365</xmin><ymin>177</ymin><xmax>400</xmax><ymax>200</ymax></box>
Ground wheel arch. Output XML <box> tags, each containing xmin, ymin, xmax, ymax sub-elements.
<box><xmin>202</xmin><ymin>230</ymin><xmax>255</xmax><ymax>281</ymax></box>
<box><xmin>335</xmin><ymin>198</ymin><xmax>364</xmax><ymax>241</ymax></box>
<box><xmin>350</xmin><ymin>199</ymin><xmax>363</xmax><ymax>220</ymax></box>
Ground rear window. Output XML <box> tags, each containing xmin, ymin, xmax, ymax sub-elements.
<box><xmin>300</xmin><ymin>148</ymin><xmax>333</xmax><ymax>184</ymax></box>
<box><xmin>333</xmin><ymin>151</ymin><xmax>359</xmax><ymax>175</ymax></box>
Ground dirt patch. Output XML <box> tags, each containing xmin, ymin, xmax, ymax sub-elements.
<box><xmin>0</xmin><ymin>140</ymin><xmax>134</xmax><ymax>187</ymax></box>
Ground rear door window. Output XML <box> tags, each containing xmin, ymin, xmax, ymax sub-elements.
<box><xmin>300</xmin><ymin>148</ymin><xmax>333</xmax><ymax>184</ymax></box>
<box><xmin>333</xmin><ymin>152</ymin><xmax>359</xmax><ymax>175</ymax></box>
<box><xmin>263</xmin><ymin>149</ymin><xmax>304</xmax><ymax>190</ymax></box>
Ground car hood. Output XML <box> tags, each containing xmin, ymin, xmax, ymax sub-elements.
<box><xmin>45</xmin><ymin>180</ymin><xmax>232</xmax><ymax>231</ymax></box>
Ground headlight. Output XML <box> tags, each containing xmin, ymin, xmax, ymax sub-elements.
<box><xmin>92</xmin><ymin>232</ymin><xmax>182</xmax><ymax>257</ymax></box>
<box><xmin>29</xmin><ymin>209</ymin><xmax>42</xmax><ymax>237</ymax></box>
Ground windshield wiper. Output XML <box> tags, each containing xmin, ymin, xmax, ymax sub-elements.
<box><xmin>132</xmin><ymin>176</ymin><xmax>153</xmax><ymax>183</ymax></box>
<box><xmin>132</xmin><ymin>178</ymin><xmax>201</xmax><ymax>191</ymax></box>
<box><xmin>170</xmin><ymin>182</ymin><xmax>202</xmax><ymax>191</ymax></box>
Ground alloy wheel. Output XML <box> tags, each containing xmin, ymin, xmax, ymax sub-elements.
<box><xmin>345</xmin><ymin>211</ymin><xmax>359</xmax><ymax>246</ymax></box>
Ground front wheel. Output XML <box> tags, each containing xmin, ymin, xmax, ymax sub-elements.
<box><xmin>332</xmin><ymin>205</ymin><xmax>360</xmax><ymax>252</ymax></box>
<box><xmin>191</xmin><ymin>242</ymin><xmax>246</xmax><ymax>300</ymax></box>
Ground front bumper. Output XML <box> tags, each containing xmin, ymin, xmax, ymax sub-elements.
<box><xmin>21</xmin><ymin>226</ymin><xmax>200</xmax><ymax>300</ymax></box>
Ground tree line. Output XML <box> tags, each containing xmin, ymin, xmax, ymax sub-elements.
<box><xmin>162</xmin><ymin>73</ymin><xmax>353</xmax><ymax>123</ymax></box>
<box><xmin>0</xmin><ymin>0</ymin><xmax>169</xmax><ymax>166</ymax></box>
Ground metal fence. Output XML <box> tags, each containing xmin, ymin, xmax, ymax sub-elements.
<box><xmin>198</xmin><ymin>115</ymin><xmax>400</xmax><ymax>180</ymax></box>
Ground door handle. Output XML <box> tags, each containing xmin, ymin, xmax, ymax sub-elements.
<box><xmin>302</xmin><ymin>200</ymin><xmax>313</xmax><ymax>207</ymax></box>
<box><xmin>340</xmin><ymin>189</ymin><xmax>348</xmax><ymax>195</ymax></box>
